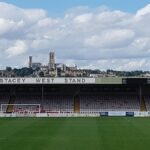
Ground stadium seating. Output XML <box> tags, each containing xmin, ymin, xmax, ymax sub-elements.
<box><xmin>144</xmin><ymin>96</ymin><xmax>150</xmax><ymax>111</ymax></box>
<box><xmin>80</xmin><ymin>95</ymin><xmax>140</xmax><ymax>113</ymax></box>
<box><xmin>12</xmin><ymin>95</ymin><xmax>74</xmax><ymax>113</ymax></box>
<box><xmin>0</xmin><ymin>95</ymin><xmax>9</xmax><ymax>112</ymax></box>
<box><xmin>0</xmin><ymin>94</ymin><xmax>142</xmax><ymax>113</ymax></box>
<box><xmin>43</xmin><ymin>95</ymin><xmax>74</xmax><ymax>113</ymax></box>
<box><xmin>13</xmin><ymin>96</ymin><xmax>41</xmax><ymax>113</ymax></box>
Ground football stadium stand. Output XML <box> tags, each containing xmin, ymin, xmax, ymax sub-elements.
<box><xmin>80</xmin><ymin>95</ymin><xmax>140</xmax><ymax>113</ymax></box>
<box><xmin>144</xmin><ymin>96</ymin><xmax>150</xmax><ymax>111</ymax></box>
<box><xmin>0</xmin><ymin>77</ymin><xmax>150</xmax><ymax>116</ymax></box>
<box><xmin>0</xmin><ymin>96</ymin><xmax>9</xmax><ymax>112</ymax></box>
<box><xmin>6</xmin><ymin>95</ymin><xmax>74</xmax><ymax>113</ymax></box>
<box><xmin>1</xmin><ymin>94</ymin><xmax>141</xmax><ymax>113</ymax></box>
<box><xmin>42</xmin><ymin>95</ymin><xmax>74</xmax><ymax>113</ymax></box>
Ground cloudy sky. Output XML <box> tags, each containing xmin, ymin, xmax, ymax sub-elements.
<box><xmin>0</xmin><ymin>0</ymin><xmax>150</xmax><ymax>71</ymax></box>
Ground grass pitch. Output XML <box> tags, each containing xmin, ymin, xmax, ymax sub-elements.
<box><xmin>0</xmin><ymin>117</ymin><xmax>150</xmax><ymax>150</ymax></box>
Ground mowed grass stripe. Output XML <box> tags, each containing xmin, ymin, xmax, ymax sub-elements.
<box><xmin>47</xmin><ymin>118</ymin><xmax>101</xmax><ymax>150</ymax></box>
<box><xmin>0</xmin><ymin>118</ymin><xmax>150</xmax><ymax>150</ymax></box>
<box><xmin>0</xmin><ymin>118</ymin><xmax>67</xmax><ymax>150</ymax></box>
<box><xmin>96</xmin><ymin>117</ymin><xmax>150</xmax><ymax>150</ymax></box>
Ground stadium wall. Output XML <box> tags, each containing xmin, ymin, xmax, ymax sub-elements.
<box><xmin>1</xmin><ymin>112</ymin><xmax>150</xmax><ymax>117</ymax></box>
<box><xmin>95</xmin><ymin>77</ymin><xmax>122</xmax><ymax>84</ymax></box>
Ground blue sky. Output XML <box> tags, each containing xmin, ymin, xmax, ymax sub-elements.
<box><xmin>0</xmin><ymin>0</ymin><xmax>150</xmax><ymax>70</ymax></box>
<box><xmin>1</xmin><ymin>0</ymin><xmax>150</xmax><ymax>16</ymax></box>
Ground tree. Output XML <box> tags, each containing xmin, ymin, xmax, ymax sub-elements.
<box><xmin>39</xmin><ymin>71</ymin><xmax>44</xmax><ymax>77</ymax></box>
<box><xmin>6</xmin><ymin>67</ymin><xmax>12</xmax><ymax>72</ymax></box>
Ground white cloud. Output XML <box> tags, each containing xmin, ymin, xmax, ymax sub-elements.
<box><xmin>136</xmin><ymin>4</ymin><xmax>150</xmax><ymax>17</ymax></box>
<box><xmin>0</xmin><ymin>2</ymin><xmax>150</xmax><ymax>70</ymax></box>
<box><xmin>0</xmin><ymin>18</ymin><xmax>24</xmax><ymax>35</ymax></box>
<box><xmin>84</xmin><ymin>29</ymin><xmax>135</xmax><ymax>48</ymax></box>
<box><xmin>5</xmin><ymin>40</ymin><xmax>27</xmax><ymax>58</ymax></box>
<box><xmin>0</xmin><ymin>2</ymin><xmax>46</xmax><ymax>22</ymax></box>
<box><xmin>37</xmin><ymin>18</ymin><xmax>59</xmax><ymax>27</ymax></box>
<box><xmin>74</xmin><ymin>13</ymin><xmax>93</xmax><ymax>23</ymax></box>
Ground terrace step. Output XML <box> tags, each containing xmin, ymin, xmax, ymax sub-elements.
<box><xmin>74</xmin><ymin>96</ymin><xmax>80</xmax><ymax>113</ymax></box>
<box><xmin>140</xmin><ymin>99</ymin><xmax>147</xmax><ymax>112</ymax></box>
<box><xmin>7</xmin><ymin>96</ymin><xmax>15</xmax><ymax>113</ymax></box>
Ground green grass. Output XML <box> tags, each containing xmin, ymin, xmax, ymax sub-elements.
<box><xmin>0</xmin><ymin>117</ymin><xmax>150</xmax><ymax>150</ymax></box>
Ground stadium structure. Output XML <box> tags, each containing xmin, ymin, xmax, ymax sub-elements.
<box><xmin>0</xmin><ymin>77</ymin><xmax>150</xmax><ymax>117</ymax></box>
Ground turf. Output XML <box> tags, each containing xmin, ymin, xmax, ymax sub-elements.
<box><xmin>0</xmin><ymin>117</ymin><xmax>150</xmax><ymax>150</ymax></box>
